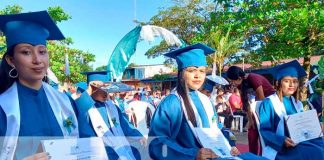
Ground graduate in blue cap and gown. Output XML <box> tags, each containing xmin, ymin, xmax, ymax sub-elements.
<box><xmin>74</xmin><ymin>81</ymin><xmax>87</xmax><ymax>99</ymax></box>
<box><xmin>0</xmin><ymin>11</ymin><xmax>79</xmax><ymax>160</ymax></box>
<box><xmin>148</xmin><ymin>43</ymin><xmax>265</xmax><ymax>160</ymax></box>
<box><xmin>201</xmin><ymin>80</ymin><xmax>239</xmax><ymax>145</ymax></box>
<box><xmin>258</xmin><ymin>60</ymin><xmax>324</xmax><ymax>160</ymax></box>
<box><xmin>74</xmin><ymin>71</ymin><xmax>145</xmax><ymax>160</ymax></box>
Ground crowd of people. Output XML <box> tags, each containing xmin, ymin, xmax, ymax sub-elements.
<box><xmin>0</xmin><ymin>10</ymin><xmax>323</xmax><ymax>160</ymax></box>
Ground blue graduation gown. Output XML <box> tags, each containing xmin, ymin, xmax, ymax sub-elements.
<box><xmin>75</xmin><ymin>92</ymin><xmax>143</xmax><ymax>160</ymax></box>
<box><xmin>0</xmin><ymin>82</ymin><xmax>73</xmax><ymax>159</ymax></box>
<box><xmin>149</xmin><ymin>91</ymin><xmax>262</xmax><ymax>160</ymax></box>
<box><xmin>116</xmin><ymin>98</ymin><xmax>130</xmax><ymax>120</ymax></box>
<box><xmin>259</xmin><ymin>96</ymin><xmax>324</xmax><ymax>160</ymax></box>
<box><xmin>148</xmin><ymin>93</ymin><xmax>201</xmax><ymax>160</ymax></box>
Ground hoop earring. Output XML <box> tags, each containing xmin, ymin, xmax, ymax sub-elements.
<box><xmin>9</xmin><ymin>67</ymin><xmax>18</xmax><ymax>78</ymax></box>
<box><xmin>43</xmin><ymin>73</ymin><xmax>48</xmax><ymax>82</ymax></box>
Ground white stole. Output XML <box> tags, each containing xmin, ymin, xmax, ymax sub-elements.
<box><xmin>262</xmin><ymin>93</ymin><xmax>303</xmax><ymax>160</ymax></box>
<box><xmin>0</xmin><ymin>82</ymin><xmax>78</xmax><ymax>160</ymax></box>
<box><xmin>87</xmin><ymin>101</ymin><xmax>136</xmax><ymax>160</ymax></box>
<box><xmin>173</xmin><ymin>91</ymin><xmax>219</xmax><ymax>141</ymax></box>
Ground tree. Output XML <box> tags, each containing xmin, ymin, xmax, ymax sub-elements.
<box><xmin>0</xmin><ymin>5</ymin><xmax>95</xmax><ymax>84</ymax></box>
<box><xmin>145</xmin><ymin>0</ymin><xmax>216</xmax><ymax>59</ymax></box>
<box><xmin>210</xmin><ymin>0</ymin><xmax>323</xmax><ymax>100</ymax></box>
<box><xmin>95</xmin><ymin>65</ymin><xmax>107</xmax><ymax>71</ymax></box>
<box><xmin>192</xmin><ymin>26</ymin><xmax>245</xmax><ymax>75</ymax></box>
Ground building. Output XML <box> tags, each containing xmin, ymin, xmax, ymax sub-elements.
<box><xmin>121</xmin><ymin>64</ymin><xmax>173</xmax><ymax>90</ymax></box>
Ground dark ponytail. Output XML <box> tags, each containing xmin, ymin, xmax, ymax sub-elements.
<box><xmin>176</xmin><ymin>71</ymin><xmax>197</xmax><ymax>127</ymax></box>
<box><xmin>227</xmin><ymin>66</ymin><xmax>245</xmax><ymax>80</ymax></box>
<box><xmin>0</xmin><ymin>47</ymin><xmax>17</xmax><ymax>94</ymax></box>
<box><xmin>227</xmin><ymin>66</ymin><xmax>250</xmax><ymax>111</ymax></box>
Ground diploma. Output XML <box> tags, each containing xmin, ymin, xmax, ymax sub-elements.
<box><xmin>194</xmin><ymin>128</ymin><xmax>241</xmax><ymax>159</ymax></box>
<box><xmin>285</xmin><ymin>109</ymin><xmax>323</xmax><ymax>144</ymax></box>
<box><xmin>42</xmin><ymin>137</ymin><xmax>108</xmax><ymax>160</ymax></box>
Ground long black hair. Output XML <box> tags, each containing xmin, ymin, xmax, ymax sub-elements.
<box><xmin>0</xmin><ymin>46</ymin><xmax>17</xmax><ymax>94</ymax></box>
<box><xmin>176</xmin><ymin>70</ymin><xmax>197</xmax><ymax>127</ymax></box>
<box><xmin>0</xmin><ymin>46</ymin><xmax>49</xmax><ymax>94</ymax></box>
<box><xmin>227</xmin><ymin>66</ymin><xmax>251</xmax><ymax>112</ymax></box>
<box><xmin>227</xmin><ymin>66</ymin><xmax>245</xmax><ymax>80</ymax></box>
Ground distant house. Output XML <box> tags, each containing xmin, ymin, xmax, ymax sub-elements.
<box><xmin>121</xmin><ymin>64</ymin><xmax>173</xmax><ymax>90</ymax></box>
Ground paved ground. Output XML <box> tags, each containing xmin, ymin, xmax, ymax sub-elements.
<box><xmin>234</xmin><ymin>131</ymin><xmax>248</xmax><ymax>145</ymax></box>
<box><xmin>232</xmin><ymin>130</ymin><xmax>249</xmax><ymax>153</ymax></box>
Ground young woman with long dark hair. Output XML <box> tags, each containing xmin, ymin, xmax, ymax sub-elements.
<box><xmin>0</xmin><ymin>11</ymin><xmax>78</xmax><ymax>160</ymax></box>
<box><xmin>258</xmin><ymin>60</ymin><xmax>324</xmax><ymax>160</ymax></box>
<box><xmin>226</xmin><ymin>66</ymin><xmax>276</xmax><ymax>155</ymax></box>
<box><xmin>149</xmin><ymin>44</ymin><xmax>265</xmax><ymax>160</ymax></box>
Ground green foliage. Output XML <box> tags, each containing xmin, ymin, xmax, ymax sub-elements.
<box><xmin>128</xmin><ymin>63</ymin><xmax>137</xmax><ymax>67</ymax></box>
<box><xmin>192</xmin><ymin>26</ymin><xmax>244</xmax><ymax>75</ymax></box>
<box><xmin>211</xmin><ymin>0</ymin><xmax>323</xmax><ymax>63</ymax></box>
<box><xmin>318</xmin><ymin>56</ymin><xmax>324</xmax><ymax>79</ymax></box>
<box><xmin>48</xmin><ymin>43</ymin><xmax>95</xmax><ymax>83</ymax></box>
<box><xmin>147</xmin><ymin>0</ymin><xmax>216</xmax><ymax>59</ymax></box>
<box><xmin>48</xmin><ymin>6</ymin><xmax>71</xmax><ymax>23</ymax></box>
<box><xmin>0</xmin><ymin>5</ymin><xmax>95</xmax><ymax>84</ymax></box>
<box><xmin>0</xmin><ymin>5</ymin><xmax>22</xmax><ymax>14</ymax></box>
<box><xmin>145</xmin><ymin>40</ymin><xmax>170</xmax><ymax>58</ymax></box>
<box><xmin>152</xmin><ymin>74</ymin><xmax>171</xmax><ymax>81</ymax></box>
<box><xmin>95</xmin><ymin>65</ymin><xmax>107</xmax><ymax>71</ymax></box>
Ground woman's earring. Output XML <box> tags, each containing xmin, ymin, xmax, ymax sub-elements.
<box><xmin>43</xmin><ymin>73</ymin><xmax>48</xmax><ymax>82</ymax></box>
<box><xmin>9</xmin><ymin>67</ymin><xmax>18</xmax><ymax>78</ymax></box>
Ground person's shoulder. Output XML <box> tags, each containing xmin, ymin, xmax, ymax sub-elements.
<box><xmin>249</xmin><ymin>73</ymin><xmax>265</xmax><ymax>79</ymax></box>
<box><xmin>260</xmin><ymin>96</ymin><xmax>274</xmax><ymax>108</ymax></box>
<box><xmin>157</xmin><ymin>94</ymin><xmax>181</xmax><ymax>109</ymax></box>
<box><xmin>160</xmin><ymin>94</ymin><xmax>180</xmax><ymax>104</ymax></box>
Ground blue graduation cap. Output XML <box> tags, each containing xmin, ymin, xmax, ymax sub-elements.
<box><xmin>164</xmin><ymin>43</ymin><xmax>215</xmax><ymax>70</ymax></box>
<box><xmin>0</xmin><ymin>10</ymin><xmax>65</xmax><ymax>49</ymax></box>
<box><xmin>81</xmin><ymin>71</ymin><xmax>111</xmax><ymax>84</ymax></box>
<box><xmin>75</xmin><ymin>82</ymin><xmax>87</xmax><ymax>93</ymax></box>
<box><xmin>272</xmin><ymin>60</ymin><xmax>307</xmax><ymax>80</ymax></box>
<box><xmin>202</xmin><ymin>79</ymin><xmax>214</xmax><ymax>92</ymax></box>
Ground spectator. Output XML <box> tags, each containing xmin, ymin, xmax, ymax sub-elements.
<box><xmin>227</xmin><ymin>65</ymin><xmax>276</xmax><ymax>155</ymax></box>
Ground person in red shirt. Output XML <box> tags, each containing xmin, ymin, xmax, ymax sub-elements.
<box><xmin>226</xmin><ymin>66</ymin><xmax>276</xmax><ymax>155</ymax></box>
<box><xmin>229</xmin><ymin>87</ymin><xmax>248</xmax><ymax>130</ymax></box>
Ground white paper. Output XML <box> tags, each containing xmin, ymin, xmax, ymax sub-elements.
<box><xmin>195</xmin><ymin>128</ymin><xmax>240</xmax><ymax>159</ymax></box>
<box><xmin>285</xmin><ymin>109</ymin><xmax>323</xmax><ymax>144</ymax></box>
<box><xmin>42</xmin><ymin>137</ymin><xmax>108</xmax><ymax>160</ymax></box>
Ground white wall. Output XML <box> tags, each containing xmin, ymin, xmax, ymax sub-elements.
<box><xmin>133</xmin><ymin>64</ymin><xmax>173</xmax><ymax>79</ymax></box>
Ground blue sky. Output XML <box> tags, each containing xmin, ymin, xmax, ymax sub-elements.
<box><xmin>1</xmin><ymin>0</ymin><xmax>172</xmax><ymax>69</ymax></box>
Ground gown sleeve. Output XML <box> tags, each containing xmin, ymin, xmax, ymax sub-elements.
<box><xmin>74</xmin><ymin>91</ymin><xmax>95</xmax><ymax>114</ymax></box>
<box><xmin>0</xmin><ymin>106</ymin><xmax>6</xmax><ymax>149</ymax></box>
<box><xmin>148</xmin><ymin>95</ymin><xmax>198</xmax><ymax>160</ymax></box>
<box><xmin>0</xmin><ymin>107</ymin><xmax>6</xmax><ymax>136</ymax></box>
<box><xmin>258</xmin><ymin>98</ymin><xmax>286</xmax><ymax>152</ymax></box>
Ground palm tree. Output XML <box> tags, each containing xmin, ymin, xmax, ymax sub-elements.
<box><xmin>207</xmin><ymin>27</ymin><xmax>245</xmax><ymax>76</ymax></box>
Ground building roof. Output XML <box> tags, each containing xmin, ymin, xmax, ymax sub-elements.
<box><xmin>223</xmin><ymin>55</ymin><xmax>321</xmax><ymax>72</ymax></box>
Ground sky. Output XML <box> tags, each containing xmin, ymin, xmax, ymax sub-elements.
<box><xmin>1</xmin><ymin>0</ymin><xmax>172</xmax><ymax>69</ymax></box>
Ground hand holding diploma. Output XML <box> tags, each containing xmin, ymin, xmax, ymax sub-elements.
<box><xmin>284</xmin><ymin>137</ymin><xmax>296</xmax><ymax>148</ymax></box>
<box><xmin>285</xmin><ymin>110</ymin><xmax>323</xmax><ymax>144</ymax></box>
<box><xmin>23</xmin><ymin>152</ymin><xmax>50</xmax><ymax>160</ymax></box>
<box><xmin>196</xmin><ymin>148</ymin><xmax>219</xmax><ymax>160</ymax></box>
